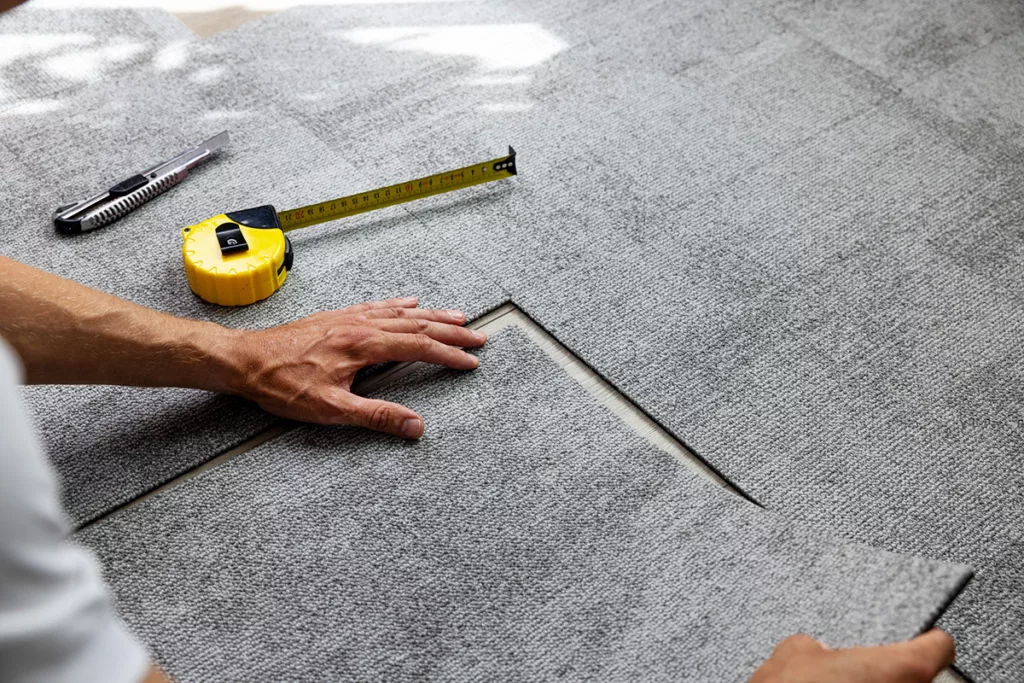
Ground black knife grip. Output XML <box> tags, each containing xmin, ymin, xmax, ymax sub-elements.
<box><xmin>108</xmin><ymin>174</ymin><xmax>149</xmax><ymax>197</ymax></box>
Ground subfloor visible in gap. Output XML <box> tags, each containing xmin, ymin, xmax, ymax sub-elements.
<box><xmin>88</xmin><ymin>301</ymin><xmax>963</xmax><ymax>683</ymax></box>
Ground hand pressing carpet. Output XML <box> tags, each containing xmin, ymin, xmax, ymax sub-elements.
<box><xmin>750</xmin><ymin>629</ymin><xmax>956</xmax><ymax>683</ymax></box>
<box><xmin>0</xmin><ymin>256</ymin><xmax>484</xmax><ymax>438</ymax></box>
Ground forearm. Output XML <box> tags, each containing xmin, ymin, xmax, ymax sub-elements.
<box><xmin>0</xmin><ymin>256</ymin><xmax>241</xmax><ymax>391</ymax></box>
<box><xmin>0</xmin><ymin>258</ymin><xmax>485</xmax><ymax>436</ymax></box>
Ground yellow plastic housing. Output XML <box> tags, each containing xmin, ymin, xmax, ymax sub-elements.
<box><xmin>181</xmin><ymin>214</ymin><xmax>288</xmax><ymax>306</ymax></box>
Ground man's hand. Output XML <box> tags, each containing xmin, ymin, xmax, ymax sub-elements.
<box><xmin>227</xmin><ymin>297</ymin><xmax>485</xmax><ymax>438</ymax></box>
<box><xmin>0</xmin><ymin>257</ymin><xmax>485</xmax><ymax>438</ymax></box>
<box><xmin>749</xmin><ymin>629</ymin><xmax>955</xmax><ymax>683</ymax></box>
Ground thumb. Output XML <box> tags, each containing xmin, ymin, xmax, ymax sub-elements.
<box><xmin>339</xmin><ymin>394</ymin><xmax>425</xmax><ymax>439</ymax></box>
<box><xmin>772</xmin><ymin>634</ymin><xmax>829</xmax><ymax>658</ymax></box>
<box><xmin>894</xmin><ymin>630</ymin><xmax>956</xmax><ymax>675</ymax></box>
<box><xmin>869</xmin><ymin>629</ymin><xmax>956</xmax><ymax>681</ymax></box>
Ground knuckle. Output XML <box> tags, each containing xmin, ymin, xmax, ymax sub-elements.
<box><xmin>300</xmin><ymin>393</ymin><xmax>344</xmax><ymax>425</ymax></box>
<box><xmin>413</xmin><ymin>333</ymin><xmax>435</xmax><ymax>352</ymax></box>
<box><xmin>774</xmin><ymin>634</ymin><xmax>811</xmax><ymax>655</ymax></box>
<box><xmin>322</xmin><ymin>404</ymin><xmax>347</xmax><ymax>424</ymax></box>
<box><xmin>325</xmin><ymin>326</ymin><xmax>362</xmax><ymax>346</ymax></box>
<box><xmin>367</xmin><ymin>403</ymin><xmax>394</xmax><ymax>431</ymax></box>
<box><xmin>354</xmin><ymin>325</ymin><xmax>376</xmax><ymax>340</ymax></box>
<box><xmin>351</xmin><ymin>329</ymin><xmax>381</xmax><ymax>354</ymax></box>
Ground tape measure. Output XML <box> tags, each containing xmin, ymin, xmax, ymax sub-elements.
<box><xmin>181</xmin><ymin>147</ymin><xmax>517</xmax><ymax>306</ymax></box>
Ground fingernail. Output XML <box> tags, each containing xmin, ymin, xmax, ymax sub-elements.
<box><xmin>446</xmin><ymin>310</ymin><xmax>465</xmax><ymax>321</ymax></box>
<box><xmin>400</xmin><ymin>297</ymin><xmax>418</xmax><ymax>305</ymax></box>
<box><xmin>401</xmin><ymin>418</ymin><xmax>423</xmax><ymax>439</ymax></box>
<box><xmin>471</xmin><ymin>329</ymin><xmax>487</xmax><ymax>342</ymax></box>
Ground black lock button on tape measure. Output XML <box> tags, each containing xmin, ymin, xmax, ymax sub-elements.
<box><xmin>181</xmin><ymin>147</ymin><xmax>517</xmax><ymax>306</ymax></box>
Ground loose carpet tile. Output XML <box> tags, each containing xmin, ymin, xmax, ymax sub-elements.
<box><xmin>76</xmin><ymin>329</ymin><xmax>971</xmax><ymax>683</ymax></box>
<box><xmin>406</xmin><ymin>87</ymin><xmax>1024</xmax><ymax>683</ymax></box>
<box><xmin>0</xmin><ymin>69</ymin><xmax>506</xmax><ymax>525</ymax></box>
<box><xmin>430</xmin><ymin>82</ymin><xmax>1024</xmax><ymax>683</ymax></box>
<box><xmin>0</xmin><ymin>5</ymin><xmax>193</xmax><ymax>113</ymax></box>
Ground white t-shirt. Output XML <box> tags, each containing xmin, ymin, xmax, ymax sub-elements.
<box><xmin>0</xmin><ymin>340</ymin><xmax>149</xmax><ymax>682</ymax></box>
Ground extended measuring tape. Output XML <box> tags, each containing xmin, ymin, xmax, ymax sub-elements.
<box><xmin>181</xmin><ymin>147</ymin><xmax>517</xmax><ymax>306</ymax></box>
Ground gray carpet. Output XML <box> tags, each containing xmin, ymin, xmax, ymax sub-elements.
<box><xmin>4</xmin><ymin>0</ymin><xmax>1024</xmax><ymax>679</ymax></box>
<box><xmin>496</xmin><ymin>97</ymin><xmax>1024</xmax><ymax>682</ymax></box>
<box><xmin>907</xmin><ymin>29</ymin><xmax>1024</xmax><ymax>149</ymax></box>
<box><xmin>767</xmin><ymin>0</ymin><xmax>1024</xmax><ymax>88</ymax></box>
<box><xmin>153</xmin><ymin>3</ymin><xmax>1024</xmax><ymax>680</ymax></box>
<box><xmin>0</xmin><ymin>67</ymin><xmax>506</xmax><ymax>525</ymax></box>
<box><xmin>76</xmin><ymin>329</ymin><xmax>970</xmax><ymax>683</ymax></box>
<box><xmin>0</xmin><ymin>5</ymin><xmax>193</xmax><ymax>112</ymax></box>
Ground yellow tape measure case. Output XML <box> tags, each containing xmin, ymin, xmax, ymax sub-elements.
<box><xmin>181</xmin><ymin>205</ymin><xmax>293</xmax><ymax>306</ymax></box>
<box><xmin>180</xmin><ymin>147</ymin><xmax>517</xmax><ymax>307</ymax></box>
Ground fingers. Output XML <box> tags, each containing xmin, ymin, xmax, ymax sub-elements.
<box><xmin>908</xmin><ymin>629</ymin><xmax>956</xmax><ymax>667</ymax></box>
<box><xmin>754</xmin><ymin>631</ymin><xmax>955</xmax><ymax>683</ymax></box>
<box><xmin>338</xmin><ymin>297</ymin><xmax>419</xmax><ymax>315</ymax></box>
<box><xmin>834</xmin><ymin>630</ymin><xmax>955</xmax><ymax>683</ymax></box>
<box><xmin>370</xmin><ymin>319</ymin><xmax>487</xmax><ymax>348</ymax></box>
<box><xmin>884</xmin><ymin>629</ymin><xmax>956</xmax><ymax>680</ymax></box>
<box><xmin>771</xmin><ymin>634</ymin><xmax>827</xmax><ymax>659</ymax></box>
<box><xmin>337</xmin><ymin>394</ymin><xmax>424</xmax><ymax>439</ymax></box>
<box><xmin>362</xmin><ymin>331</ymin><xmax>481</xmax><ymax>369</ymax></box>
<box><xmin>359</xmin><ymin>307</ymin><xmax>467</xmax><ymax>325</ymax></box>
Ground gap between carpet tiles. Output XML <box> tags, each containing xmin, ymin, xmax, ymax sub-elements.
<box><xmin>77</xmin><ymin>301</ymin><xmax>738</xmax><ymax>531</ymax></box>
